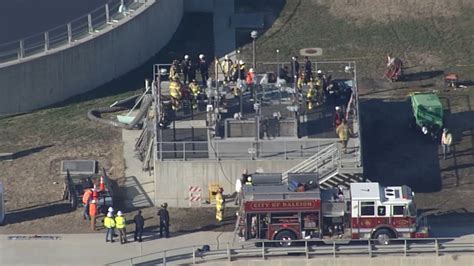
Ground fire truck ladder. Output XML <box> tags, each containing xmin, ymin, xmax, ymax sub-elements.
<box><xmin>282</xmin><ymin>143</ymin><xmax>364</xmax><ymax>189</ymax></box>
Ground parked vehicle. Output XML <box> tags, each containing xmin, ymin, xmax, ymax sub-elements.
<box><xmin>236</xmin><ymin>173</ymin><xmax>429</xmax><ymax>246</ymax></box>
<box><xmin>409</xmin><ymin>92</ymin><xmax>444</xmax><ymax>140</ymax></box>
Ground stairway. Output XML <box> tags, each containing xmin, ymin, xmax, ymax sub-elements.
<box><xmin>282</xmin><ymin>142</ymin><xmax>365</xmax><ymax>189</ymax></box>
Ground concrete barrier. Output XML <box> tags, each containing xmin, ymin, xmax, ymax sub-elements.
<box><xmin>0</xmin><ymin>0</ymin><xmax>184</xmax><ymax>115</ymax></box>
<box><xmin>155</xmin><ymin>159</ymin><xmax>304</xmax><ymax>207</ymax></box>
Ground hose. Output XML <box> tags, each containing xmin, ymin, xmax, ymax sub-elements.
<box><xmin>87</xmin><ymin>94</ymin><xmax>153</xmax><ymax>129</ymax></box>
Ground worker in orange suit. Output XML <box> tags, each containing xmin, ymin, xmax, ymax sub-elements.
<box><xmin>82</xmin><ymin>188</ymin><xmax>93</xmax><ymax>220</ymax></box>
<box><xmin>89</xmin><ymin>199</ymin><xmax>98</xmax><ymax>231</ymax></box>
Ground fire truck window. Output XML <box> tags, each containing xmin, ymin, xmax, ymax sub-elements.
<box><xmin>377</xmin><ymin>206</ymin><xmax>386</xmax><ymax>216</ymax></box>
<box><xmin>302</xmin><ymin>213</ymin><xmax>319</xmax><ymax>228</ymax></box>
<box><xmin>393</xmin><ymin>205</ymin><xmax>405</xmax><ymax>216</ymax></box>
<box><xmin>360</xmin><ymin>201</ymin><xmax>375</xmax><ymax>216</ymax></box>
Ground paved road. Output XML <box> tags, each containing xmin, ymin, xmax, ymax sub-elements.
<box><xmin>1</xmin><ymin>218</ymin><xmax>473</xmax><ymax>265</ymax></box>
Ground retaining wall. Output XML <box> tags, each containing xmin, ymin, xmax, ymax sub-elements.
<box><xmin>155</xmin><ymin>159</ymin><xmax>304</xmax><ymax>207</ymax></box>
<box><xmin>0</xmin><ymin>0</ymin><xmax>184</xmax><ymax>115</ymax></box>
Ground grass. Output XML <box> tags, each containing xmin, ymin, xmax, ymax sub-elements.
<box><xmin>236</xmin><ymin>0</ymin><xmax>474</xmax><ymax>78</ymax></box>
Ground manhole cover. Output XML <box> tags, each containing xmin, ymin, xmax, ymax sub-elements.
<box><xmin>299</xmin><ymin>48</ymin><xmax>323</xmax><ymax>57</ymax></box>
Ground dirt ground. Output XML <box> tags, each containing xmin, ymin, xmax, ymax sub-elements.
<box><xmin>1</xmin><ymin>1</ymin><xmax>474</xmax><ymax>234</ymax></box>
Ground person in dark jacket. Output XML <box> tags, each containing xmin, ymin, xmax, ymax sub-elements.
<box><xmin>198</xmin><ymin>54</ymin><xmax>209</xmax><ymax>86</ymax></box>
<box><xmin>133</xmin><ymin>210</ymin><xmax>145</xmax><ymax>242</ymax></box>
<box><xmin>157</xmin><ymin>203</ymin><xmax>170</xmax><ymax>238</ymax></box>
<box><xmin>304</xmin><ymin>56</ymin><xmax>313</xmax><ymax>82</ymax></box>
<box><xmin>181</xmin><ymin>55</ymin><xmax>191</xmax><ymax>84</ymax></box>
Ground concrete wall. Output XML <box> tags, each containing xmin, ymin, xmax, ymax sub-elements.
<box><xmin>155</xmin><ymin>159</ymin><xmax>304</xmax><ymax>207</ymax></box>
<box><xmin>0</xmin><ymin>0</ymin><xmax>184</xmax><ymax>115</ymax></box>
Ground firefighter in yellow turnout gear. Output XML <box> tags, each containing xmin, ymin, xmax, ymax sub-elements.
<box><xmin>169</xmin><ymin>75</ymin><xmax>182</xmax><ymax>111</ymax></box>
<box><xmin>188</xmin><ymin>79</ymin><xmax>201</xmax><ymax>110</ymax></box>
<box><xmin>215</xmin><ymin>187</ymin><xmax>225</xmax><ymax>222</ymax></box>
<box><xmin>306</xmin><ymin>79</ymin><xmax>317</xmax><ymax>110</ymax></box>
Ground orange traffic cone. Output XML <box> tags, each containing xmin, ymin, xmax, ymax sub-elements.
<box><xmin>92</xmin><ymin>184</ymin><xmax>99</xmax><ymax>200</ymax></box>
<box><xmin>99</xmin><ymin>176</ymin><xmax>105</xmax><ymax>191</ymax></box>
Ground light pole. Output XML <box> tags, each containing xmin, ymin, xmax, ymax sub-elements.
<box><xmin>251</xmin><ymin>30</ymin><xmax>258</xmax><ymax>69</ymax></box>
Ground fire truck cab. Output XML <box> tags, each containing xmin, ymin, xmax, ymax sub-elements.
<box><xmin>236</xmin><ymin>173</ymin><xmax>429</xmax><ymax>246</ymax></box>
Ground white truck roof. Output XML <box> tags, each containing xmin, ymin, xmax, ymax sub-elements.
<box><xmin>350</xmin><ymin>182</ymin><xmax>383</xmax><ymax>201</ymax></box>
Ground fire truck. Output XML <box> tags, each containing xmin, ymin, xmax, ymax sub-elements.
<box><xmin>236</xmin><ymin>173</ymin><xmax>429</xmax><ymax>246</ymax></box>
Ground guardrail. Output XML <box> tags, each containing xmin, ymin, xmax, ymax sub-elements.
<box><xmin>108</xmin><ymin>238</ymin><xmax>474</xmax><ymax>265</ymax></box>
<box><xmin>0</xmin><ymin>0</ymin><xmax>149</xmax><ymax>65</ymax></box>
<box><xmin>157</xmin><ymin>139</ymin><xmax>336</xmax><ymax>161</ymax></box>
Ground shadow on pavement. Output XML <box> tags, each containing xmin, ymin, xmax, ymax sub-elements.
<box><xmin>360</xmin><ymin>98</ymin><xmax>442</xmax><ymax>192</ymax></box>
<box><xmin>5</xmin><ymin>203</ymin><xmax>72</xmax><ymax>225</ymax></box>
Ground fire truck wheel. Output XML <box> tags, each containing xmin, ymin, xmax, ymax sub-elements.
<box><xmin>373</xmin><ymin>229</ymin><xmax>394</xmax><ymax>245</ymax></box>
<box><xmin>274</xmin><ymin>230</ymin><xmax>296</xmax><ymax>247</ymax></box>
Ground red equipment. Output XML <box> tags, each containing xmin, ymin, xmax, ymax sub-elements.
<box><xmin>236</xmin><ymin>176</ymin><xmax>429</xmax><ymax>246</ymax></box>
<box><xmin>385</xmin><ymin>57</ymin><xmax>403</xmax><ymax>82</ymax></box>
<box><xmin>92</xmin><ymin>184</ymin><xmax>99</xmax><ymax>200</ymax></box>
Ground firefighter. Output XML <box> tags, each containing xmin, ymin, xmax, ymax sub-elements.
<box><xmin>158</xmin><ymin>203</ymin><xmax>170</xmax><ymax>238</ymax></box>
<box><xmin>189</xmin><ymin>79</ymin><xmax>201</xmax><ymax>110</ymax></box>
<box><xmin>245</xmin><ymin>176</ymin><xmax>253</xmax><ymax>185</ymax></box>
<box><xmin>169</xmin><ymin>76</ymin><xmax>182</xmax><ymax>111</ymax></box>
<box><xmin>336</xmin><ymin>119</ymin><xmax>351</xmax><ymax>153</ymax></box>
<box><xmin>333</xmin><ymin>106</ymin><xmax>344</xmax><ymax>128</ymax></box>
<box><xmin>169</xmin><ymin>60</ymin><xmax>180</xmax><ymax>81</ymax></box>
<box><xmin>222</xmin><ymin>55</ymin><xmax>233</xmax><ymax>83</ymax></box>
<box><xmin>104</xmin><ymin>212</ymin><xmax>116</xmax><ymax>243</ymax></box>
<box><xmin>198</xmin><ymin>54</ymin><xmax>209</xmax><ymax>86</ymax></box>
<box><xmin>306</xmin><ymin>82</ymin><xmax>316</xmax><ymax>110</ymax></box>
<box><xmin>89</xmin><ymin>199</ymin><xmax>98</xmax><ymax>231</ymax></box>
<box><xmin>115</xmin><ymin>211</ymin><xmax>127</xmax><ymax>244</ymax></box>
<box><xmin>215</xmin><ymin>188</ymin><xmax>225</xmax><ymax>222</ymax></box>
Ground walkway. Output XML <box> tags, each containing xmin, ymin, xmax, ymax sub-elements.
<box><xmin>122</xmin><ymin>129</ymin><xmax>155</xmax><ymax>208</ymax></box>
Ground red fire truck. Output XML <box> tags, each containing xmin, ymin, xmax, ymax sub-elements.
<box><xmin>236</xmin><ymin>173</ymin><xmax>429</xmax><ymax>246</ymax></box>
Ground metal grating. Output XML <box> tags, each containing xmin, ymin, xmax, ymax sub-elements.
<box><xmin>60</xmin><ymin>160</ymin><xmax>97</xmax><ymax>175</ymax></box>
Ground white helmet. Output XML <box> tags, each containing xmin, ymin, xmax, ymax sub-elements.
<box><xmin>249</xmin><ymin>68</ymin><xmax>255</xmax><ymax>73</ymax></box>
<box><xmin>199</xmin><ymin>54</ymin><xmax>205</xmax><ymax>59</ymax></box>
<box><xmin>91</xmin><ymin>200</ymin><xmax>97</xmax><ymax>204</ymax></box>
<box><xmin>107</xmin><ymin>212</ymin><xmax>113</xmax><ymax>218</ymax></box>
<box><xmin>160</xmin><ymin>68</ymin><xmax>168</xmax><ymax>75</ymax></box>
<box><xmin>184</xmin><ymin>55</ymin><xmax>189</xmax><ymax>60</ymax></box>
<box><xmin>239</xmin><ymin>60</ymin><xmax>244</xmax><ymax>65</ymax></box>
<box><xmin>108</xmin><ymin>207</ymin><xmax>114</xmax><ymax>213</ymax></box>
<box><xmin>335</xmin><ymin>106</ymin><xmax>340</xmax><ymax>111</ymax></box>
<box><xmin>225</xmin><ymin>55</ymin><xmax>229</xmax><ymax>60</ymax></box>
<box><xmin>317</xmin><ymin>70</ymin><xmax>322</xmax><ymax>74</ymax></box>
<box><xmin>248</xmin><ymin>176</ymin><xmax>252</xmax><ymax>181</ymax></box>
<box><xmin>117</xmin><ymin>211</ymin><xmax>123</xmax><ymax>216</ymax></box>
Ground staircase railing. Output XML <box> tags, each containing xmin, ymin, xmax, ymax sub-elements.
<box><xmin>282</xmin><ymin>142</ymin><xmax>339</xmax><ymax>181</ymax></box>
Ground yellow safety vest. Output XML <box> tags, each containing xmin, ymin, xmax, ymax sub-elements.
<box><xmin>104</xmin><ymin>217</ymin><xmax>116</xmax><ymax>229</ymax></box>
<box><xmin>189</xmin><ymin>83</ymin><xmax>200</xmax><ymax>96</ymax></box>
<box><xmin>307</xmin><ymin>88</ymin><xmax>316</xmax><ymax>98</ymax></box>
<box><xmin>115</xmin><ymin>216</ymin><xmax>126</xmax><ymax>229</ymax></box>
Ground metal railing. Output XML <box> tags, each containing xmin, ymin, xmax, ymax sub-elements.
<box><xmin>107</xmin><ymin>238</ymin><xmax>474</xmax><ymax>265</ymax></box>
<box><xmin>157</xmin><ymin>139</ymin><xmax>336</xmax><ymax>161</ymax></box>
<box><xmin>0</xmin><ymin>0</ymin><xmax>149</xmax><ymax>65</ymax></box>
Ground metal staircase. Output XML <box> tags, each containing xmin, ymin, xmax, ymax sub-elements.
<box><xmin>282</xmin><ymin>142</ymin><xmax>365</xmax><ymax>189</ymax></box>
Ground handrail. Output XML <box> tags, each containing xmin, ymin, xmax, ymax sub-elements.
<box><xmin>0</xmin><ymin>0</ymin><xmax>150</xmax><ymax>65</ymax></box>
<box><xmin>107</xmin><ymin>238</ymin><xmax>474</xmax><ymax>265</ymax></box>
